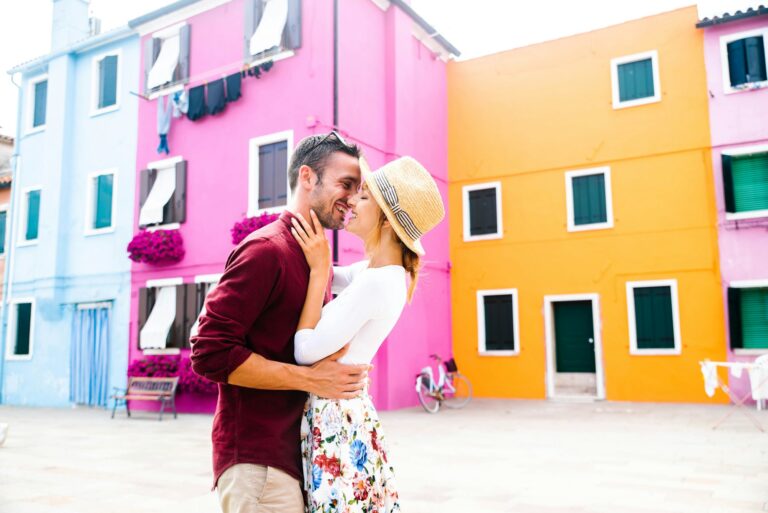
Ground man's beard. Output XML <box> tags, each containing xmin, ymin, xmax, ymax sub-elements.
<box><xmin>309</xmin><ymin>190</ymin><xmax>344</xmax><ymax>230</ymax></box>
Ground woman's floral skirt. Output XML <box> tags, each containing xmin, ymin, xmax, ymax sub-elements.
<box><xmin>301</xmin><ymin>392</ymin><xmax>401</xmax><ymax>513</ymax></box>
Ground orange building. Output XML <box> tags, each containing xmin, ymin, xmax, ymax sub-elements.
<box><xmin>448</xmin><ymin>6</ymin><xmax>727</xmax><ymax>402</ymax></box>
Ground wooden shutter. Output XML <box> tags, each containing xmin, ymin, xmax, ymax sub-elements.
<box><xmin>468</xmin><ymin>188</ymin><xmax>498</xmax><ymax>236</ymax></box>
<box><xmin>282</xmin><ymin>0</ymin><xmax>302</xmax><ymax>50</ymax></box>
<box><xmin>99</xmin><ymin>55</ymin><xmax>118</xmax><ymax>108</ymax></box>
<box><xmin>178</xmin><ymin>25</ymin><xmax>191</xmax><ymax>83</ymax></box>
<box><xmin>137</xmin><ymin>287</ymin><xmax>155</xmax><ymax>350</ymax></box>
<box><xmin>275</xmin><ymin>141</ymin><xmax>288</xmax><ymax>206</ymax></box>
<box><xmin>727</xmin><ymin>287</ymin><xmax>743</xmax><ymax>350</ymax></box>
<box><xmin>259</xmin><ymin>142</ymin><xmax>287</xmax><ymax>210</ymax></box>
<box><xmin>244</xmin><ymin>0</ymin><xmax>262</xmax><ymax>60</ymax></box>
<box><xmin>0</xmin><ymin>211</ymin><xmax>6</xmax><ymax>254</ymax></box>
<box><xmin>167</xmin><ymin>284</ymin><xmax>185</xmax><ymax>349</ymax></box>
<box><xmin>138</xmin><ymin>168</ymin><xmax>157</xmax><ymax>228</ymax></box>
<box><xmin>26</xmin><ymin>190</ymin><xmax>41</xmax><ymax>240</ymax></box>
<box><xmin>182</xmin><ymin>283</ymin><xmax>197</xmax><ymax>349</ymax></box>
<box><xmin>33</xmin><ymin>80</ymin><xmax>47</xmax><ymax>128</ymax></box>
<box><xmin>722</xmin><ymin>155</ymin><xmax>736</xmax><ymax>213</ymax></box>
<box><xmin>15</xmin><ymin>303</ymin><xmax>32</xmax><ymax>355</ymax></box>
<box><xmin>95</xmin><ymin>174</ymin><xmax>113</xmax><ymax>229</ymax></box>
<box><xmin>171</xmin><ymin>160</ymin><xmax>187</xmax><ymax>224</ymax></box>
<box><xmin>727</xmin><ymin>39</ymin><xmax>748</xmax><ymax>87</ymax></box>
<box><xmin>745</xmin><ymin>36</ymin><xmax>766</xmax><ymax>83</ymax></box>
<box><xmin>573</xmin><ymin>174</ymin><xmax>607</xmax><ymax>225</ymax></box>
<box><xmin>731</xmin><ymin>153</ymin><xmax>768</xmax><ymax>213</ymax></box>
<box><xmin>618</xmin><ymin>59</ymin><xmax>654</xmax><ymax>102</ymax></box>
<box><xmin>143</xmin><ymin>37</ymin><xmax>162</xmax><ymax>94</ymax></box>
<box><xmin>483</xmin><ymin>294</ymin><xmax>514</xmax><ymax>351</ymax></box>
<box><xmin>740</xmin><ymin>288</ymin><xmax>768</xmax><ymax>350</ymax></box>
<box><xmin>634</xmin><ymin>286</ymin><xmax>675</xmax><ymax>350</ymax></box>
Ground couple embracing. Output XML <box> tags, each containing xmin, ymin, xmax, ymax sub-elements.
<box><xmin>190</xmin><ymin>132</ymin><xmax>444</xmax><ymax>513</ymax></box>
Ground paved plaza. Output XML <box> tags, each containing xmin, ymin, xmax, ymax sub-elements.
<box><xmin>0</xmin><ymin>399</ymin><xmax>766</xmax><ymax>513</ymax></box>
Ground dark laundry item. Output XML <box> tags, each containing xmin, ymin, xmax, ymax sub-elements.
<box><xmin>247</xmin><ymin>66</ymin><xmax>261</xmax><ymax>79</ymax></box>
<box><xmin>207</xmin><ymin>79</ymin><xmax>226</xmax><ymax>115</ymax></box>
<box><xmin>241</xmin><ymin>69</ymin><xmax>246</xmax><ymax>78</ymax></box>
<box><xmin>157</xmin><ymin>133</ymin><xmax>170</xmax><ymax>154</ymax></box>
<box><xmin>187</xmin><ymin>85</ymin><xmax>207</xmax><ymax>121</ymax></box>
<box><xmin>260</xmin><ymin>60</ymin><xmax>274</xmax><ymax>73</ymax></box>
<box><xmin>225</xmin><ymin>73</ymin><xmax>242</xmax><ymax>102</ymax></box>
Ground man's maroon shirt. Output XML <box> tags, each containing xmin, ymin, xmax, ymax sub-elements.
<box><xmin>190</xmin><ymin>212</ymin><xmax>311</xmax><ymax>486</ymax></box>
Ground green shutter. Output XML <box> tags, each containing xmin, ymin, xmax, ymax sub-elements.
<box><xmin>745</xmin><ymin>36</ymin><xmax>767</xmax><ymax>83</ymax></box>
<box><xmin>731</xmin><ymin>153</ymin><xmax>768</xmax><ymax>213</ymax></box>
<box><xmin>94</xmin><ymin>174</ymin><xmax>113</xmax><ymax>229</ymax></box>
<box><xmin>483</xmin><ymin>294</ymin><xmax>515</xmax><ymax>351</ymax></box>
<box><xmin>618</xmin><ymin>58</ymin><xmax>654</xmax><ymax>102</ymax></box>
<box><xmin>33</xmin><ymin>80</ymin><xmax>47</xmax><ymax>127</ymax></box>
<box><xmin>0</xmin><ymin>211</ymin><xmax>6</xmax><ymax>254</ymax></box>
<box><xmin>99</xmin><ymin>55</ymin><xmax>118</xmax><ymax>109</ymax></box>
<box><xmin>727</xmin><ymin>39</ymin><xmax>748</xmax><ymax>86</ymax></box>
<box><xmin>26</xmin><ymin>190</ymin><xmax>41</xmax><ymax>241</ymax></box>
<box><xmin>740</xmin><ymin>288</ymin><xmax>768</xmax><ymax>349</ymax></box>
<box><xmin>634</xmin><ymin>286</ymin><xmax>675</xmax><ymax>350</ymax></box>
<box><xmin>572</xmin><ymin>174</ymin><xmax>607</xmax><ymax>226</ymax></box>
<box><xmin>15</xmin><ymin>303</ymin><xmax>32</xmax><ymax>356</ymax></box>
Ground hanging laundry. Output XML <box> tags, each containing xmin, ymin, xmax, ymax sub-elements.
<box><xmin>171</xmin><ymin>90</ymin><xmax>188</xmax><ymax>118</ymax></box>
<box><xmin>226</xmin><ymin>72</ymin><xmax>242</xmax><ymax>103</ymax></box>
<box><xmin>248</xmin><ymin>65</ymin><xmax>261</xmax><ymax>79</ymax></box>
<box><xmin>187</xmin><ymin>84</ymin><xmax>207</xmax><ymax>121</ymax></box>
<box><xmin>207</xmin><ymin>79</ymin><xmax>227</xmax><ymax>115</ymax></box>
<box><xmin>260</xmin><ymin>60</ymin><xmax>274</xmax><ymax>73</ymax></box>
<box><xmin>156</xmin><ymin>94</ymin><xmax>174</xmax><ymax>155</ymax></box>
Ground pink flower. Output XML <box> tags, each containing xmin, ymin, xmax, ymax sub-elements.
<box><xmin>231</xmin><ymin>213</ymin><xmax>279</xmax><ymax>245</ymax></box>
<box><xmin>127</xmin><ymin>229</ymin><xmax>185</xmax><ymax>265</ymax></box>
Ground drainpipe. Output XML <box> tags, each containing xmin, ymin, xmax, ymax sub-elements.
<box><xmin>0</xmin><ymin>72</ymin><xmax>25</xmax><ymax>402</ymax></box>
<box><xmin>332</xmin><ymin>0</ymin><xmax>339</xmax><ymax>264</ymax></box>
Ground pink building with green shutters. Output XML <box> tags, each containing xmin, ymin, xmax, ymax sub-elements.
<box><xmin>127</xmin><ymin>0</ymin><xmax>457</xmax><ymax>412</ymax></box>
<box><xmin>698</xmin><ymin>6</ymin><xmax>768</xmax><ymax>400</ymax></box>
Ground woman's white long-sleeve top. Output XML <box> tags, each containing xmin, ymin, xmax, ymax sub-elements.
<box><xmin>294</xmin><ymin>261</ymin><xmax>406</xmax><ymax>365</ymax></box>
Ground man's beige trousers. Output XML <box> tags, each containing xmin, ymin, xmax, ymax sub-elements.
<box><xmin>218</xmin><ymin>463</ymin><xmax>304</xmax><ymax>513</ymax></box>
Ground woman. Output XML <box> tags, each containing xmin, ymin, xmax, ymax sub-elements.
<box><xmin>289</xmin><ymin>155</ymin><xmax>444</xmax><ymax>512</ymax></box>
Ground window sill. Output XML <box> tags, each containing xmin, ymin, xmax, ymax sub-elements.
<box><xmin>146</xmin><ymin>83</ymin><xmax>185</xmax><ymax>101</ymax></box>
<box><xmin>248</xmin><ymin>49</ymin><xmax>295</xmax><ymax>68</ymax></box>
<box><xmin>90</xmin><ymin>104</ymin><xmax>120</xmax><ymax>118</ymax></box>
<box><xmin>568</xmin><ymin>221</ymin><xmax>614</xmax><ymax>232</ymax></box>
<box><xmin>247</xmin><ymin>205</ymin><xmax>288</xmax><ymax>218</ymax></box>
<box><xmin>84</xmin><ymin>226</ymin><xmax>116</xmax><ymax>237</ymax></box>
<box><xmin>17</xmin><ymin>239</ymin><xmax>39</xmax><ymax>248</ymax></box>
<box><xmin>724</xmin><ymin>80</ymin><xmax>768</xmax><ymax>95</ymax></box>
<box><xmin>479</xmin><ymin>350</ymin><xmax>519</xmax><ymax>357</ymax></box>
<box><xmin>725</xmin><ymin>210</ymin><xmax>768</xmax><ymax>222</ymax></box>
<box><xmin>629</xmin><ymin>348</ymin><xmax>681</xmax><ymax>356</ymax></box>
<box><xmin>145</xmin><ymin>223</ymin><xmax>181</xmax><ymax>232</ymax></box>
<box><xmin>612</xmin><ymin>95</ymin><xmax>661</xmax><ymax>110</ymax></box>
<box><xmin>5</xmin><ymin>354</ymin><xmax>32</xmax><ymax>361</ymax></box>
<box><xmin>25</xmin><ymin>125</ymin><xmax>46</xmax><ymax>137</ymax></box>
<box><xmin>142</xmin><ymin>348</ymin><xmax>181</xmax><ymax>355</ymax></box>
<box><xmin>733</xmin><ymin>348</ymin><xmax>768</xmax><ymax>356</ymax></box>
<box><xmin>463</xmin><ymin>232</ymin><xmax>503</xmax><ymax>243</ymax></box>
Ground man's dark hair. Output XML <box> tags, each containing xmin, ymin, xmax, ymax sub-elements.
<box><xmin>288</xmin><ymin>133</ymin><xmax>361</xmax><ymax>191</ymax></box>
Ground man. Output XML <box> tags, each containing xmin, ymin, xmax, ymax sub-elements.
<box><xmin>191</xmin><ymin>132</ymin><xmax>366</xmax><ymax>513</ymax></box>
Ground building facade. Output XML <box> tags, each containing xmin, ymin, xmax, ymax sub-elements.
<box><xmin>127</xmin><ymin>0</ymin><xmax>455</xmax><ymax>412</ymax></box>
<box><xmin>2</xmin><ymin>0</ymin><xmax>139</xmax><ymax>406</ymax></box>
<box><xmin>0</xmin><ymin>135</ymin><xmax>13</xmax><ymax>302</ymax></box>
<box><xmin>448</xmin><ymin>6</ymin><xmax>729</xmax><ymax>403</ymax></box>
<box><xmin>699</xmin><ymin>7</ymin><xmax>768</xmax><ymax>401</ymax></box>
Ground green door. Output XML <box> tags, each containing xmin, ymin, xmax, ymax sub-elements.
<box><xmin>554</xmin><ymin>301</ymin><xmax>596</xmax><ymax>373</ymax></box>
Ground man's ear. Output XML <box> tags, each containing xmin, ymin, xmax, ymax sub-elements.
<box><xmin>298</xmin><ymin>164</ymin><xmax>315</xmax><ymax>191</ymax></box>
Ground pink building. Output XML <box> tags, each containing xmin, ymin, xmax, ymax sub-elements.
<box><xmin>127</xmin><ymin>0</ymin><xmax>457</xmax><ymax>412</ymax></box>
<box><xmin>698</xmin><ymin>7</ymin><xmax>768</xmax><ymax>400</ymax></box>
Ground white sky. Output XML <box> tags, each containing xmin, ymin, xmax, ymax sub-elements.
<box><xmin>0</xmin><ymin>0</ymin><xmax>756</xmax><ymax>137</ymax></box>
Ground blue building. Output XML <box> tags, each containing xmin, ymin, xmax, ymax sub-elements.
<box><xmin>2</xmin><ymin>0</ymin><xmax>139</xmax><ymax>406</ymax></box>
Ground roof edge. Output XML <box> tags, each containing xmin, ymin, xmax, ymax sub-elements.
<box><xmin>697</xmin><ymin>5</ymin><xmax>768</xmax><ymax>28</ymax></box>
<box><xmin>389</xmin><ymin>0</ymin><xmax>461</xmax><ymax>57</ymax></box>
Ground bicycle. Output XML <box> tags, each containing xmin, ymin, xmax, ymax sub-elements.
<box><xmin>415</xmin><ymin>354</ymin><xmax>472</xmax><ymax>413</ymax></box>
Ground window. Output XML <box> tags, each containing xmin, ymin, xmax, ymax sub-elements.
<box><xmin>477</xmin><ymin>289</ymin><xmax>519</xmax><ymax>355</ymax></box>
<box><xmin>6</xmin><ymin>300</ymin><xmax>34</xmax><ymax>360</ymax></box>
<box><xmin>721</xmin><ymin>29</ymin><xmax>768</xmax><ymax>93</ymax></box>
<box><xmin>27</xmin><ymin>75</ymin><xmax>48</xmax><ymax>132</ymax></box>
<box><xmin>565</xmin><ymin>167</ymin><xmax>614</xmax><ymax>232</ymax></box>
<box><xmin>20</xmin><ymin>188</ymin><xmax>41</xmax><ymax>245</ymax></box>
<box><xmin>0</xmin><ymin>206</ymin><xmax>7</xmax><ymax>255</ymax></box>
<box><xmin>85</xmin><ymin>171</ymin><xmax>116</xmax><ymax>234</ymax></box>
<box><xmin>627</xmin><ymin>280</ymin><xmax>681</xmax><ymax>355</ymax></box>
<box><xmin>248</xmin><ymin>131</ymin><xmax>293</xmax><ymax>216</ymax></box>
<box><xmin>92</xmin><ymin>51</ymin><xmax>120</xmax><ymax>115</ymax></box>
<box><xmin>611</xmin><ymin>50</ymin><xmax>661</xmax><ymax>109</ymax></box>
<box><xmin>190</xmin><ymin>274</ymin><xmax>222</xmax><ymax>338</ymax></box>
<box><xmin>728</xmin><ymin>283</ymin><xmax>768</xmax><ymax>351</ymax></box>
<box><xmin>244</xmin><ymin>0</ymin><xmax>302</xmax><ymax>63</ymax></box>
<box><xmin>722</xmin><ymin>148</ymin><xmax>768</xmax><ymax>220</ymax></box>
<box><xmin>138</xmin><ymin>157</ymin><xmax>186</xmax><ymax>228</ymax></box>
<box><xmin>463</xmin><ymin>182</ymin><xmax>502</xmax><ymax>241</ymax></box>
<box><xmin>144</xmin><ymin>23</ymin><xmax>190</xmax><ymax>96</ymax></box>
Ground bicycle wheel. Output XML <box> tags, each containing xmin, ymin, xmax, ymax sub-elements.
<box><xmin>443</xmin><ymin>372</ymin><xmax>472</xmax><ymax>409</ymax></box>
<box><xmin>416</xmin><ymin>374</ymin><xmax>440</xmax><ymax>414</ymax></box>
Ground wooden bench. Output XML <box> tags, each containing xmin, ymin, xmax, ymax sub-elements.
<box><xmin>111</xmin><ymin>377</ymin><xmax>178</xmax><ymax>421</ymax></box>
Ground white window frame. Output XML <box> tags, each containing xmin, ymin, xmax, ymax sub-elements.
<box><xmin>722</xmin><ymin>144</ymin><xmax>768</xmax><ymax>221</ymax></box>
<box><xmin>141</xmin><ymin>277</ymin><xmax>183</xmax><ymax>355</ymax></box>
<box><xmin>5</xmin><ymin>298</ymin><xmax>35</xmax><ymax>361</ymax></box>
<box><xmin>248</xmin><ymin>130</ymin><xmax>294</xmax><ymax>217</ymax></box>
<box><xmin>729</xmin><ymin>279</ymin><xmax>768</xmax><ymax>355</ymax></box>
<box><xmin>18</xmin><ymin>186</ymin><xmax>42</xmax><ymax>247</ymax></box>
<box><xmin>90</xmin><ymin>49</ymin><xmax>122</xmax><ymax>117</ymax></box>
<box><xmin>146</xmin><ymin>22</ymin><xmax>187</xmax><ymax>101</ymax></box>
<box><xmin>26</xmin><ymin>74</ymin><xmax>48</xmax><ymax>135</ymax></box>
<box><xmin>626</xmin><ymin>279</ymin><xmax>682</xmax><ymax>356</ymax></box>
<box><xmin>84</xmin><ymin>169</ymin><xmax>118</xmax><ymax>236</ymax></box>
<box><xmin>141</xmin><ymin>155</ymin><xmax>183</xmax><ymax>231</ymax></box>
<box><xmin>719</xmin><ymin>27</ymin><xmax>768</xmax><ymax>95</ymax></box>
<box><xmin>462</xmin><ymin>181</ymin><xmax>503</xmax><ymax>242</ymax></box>
<box><xmin>565</xmin><ymin>166</ymin><xmax>614</xmax><ymax>232</ymax></box>
<box><xmin>0</xmin><ymin>203</ymin><xmax>8</xmax><ymax>257</ymax></box>
<box><xmin>610</xmin><ymin>50</ymin><xmax>661</xmax><ymax>109</ymax></box>
<box><xmin>476</xmin><ymin>288</ymin><xmax>520</xmax><ymax>356</ymax></box>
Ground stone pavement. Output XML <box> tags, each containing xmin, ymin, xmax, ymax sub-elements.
<box><xmin>0</xmin><ymin>400</ymin><xmax>766</xmax><ymax>513</ymax></box>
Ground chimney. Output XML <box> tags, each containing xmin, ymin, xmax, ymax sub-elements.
<box><xmin>51</xmin><ymin>0</ymin><xmax>91</xmax><ymax>52</ymax></box>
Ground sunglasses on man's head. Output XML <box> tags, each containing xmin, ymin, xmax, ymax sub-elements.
<box><xmin>306</xmin><ymin>130</ymin><xmax>353</xmax><ymax>155</ymax></box>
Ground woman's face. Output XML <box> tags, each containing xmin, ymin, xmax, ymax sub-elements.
<box><xmin>345</xmin><ymin>182</ymin><xmax>383</xmax><ymax>239</ymax></box>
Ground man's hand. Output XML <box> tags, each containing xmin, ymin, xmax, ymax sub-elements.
<box><xmin>307</xmin><ymin>344</ymin><xmax>370</xmax><ymax>399</ymax></box>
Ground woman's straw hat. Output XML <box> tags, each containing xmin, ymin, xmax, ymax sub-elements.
<box><xmin>359</xmin><ymin>155</ymin><xmax>445</xmax><ymax>256</ymax></box>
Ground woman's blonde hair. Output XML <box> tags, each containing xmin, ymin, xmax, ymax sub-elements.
<box><xmin>368</xmin><ymin>210</ymin><xmax>421</xmax><ymax>302</ymax></box>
